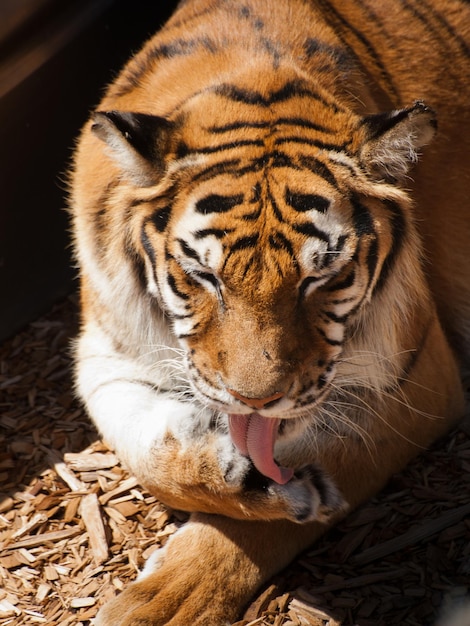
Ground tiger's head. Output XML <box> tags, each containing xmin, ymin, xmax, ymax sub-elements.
<box><xmin>88</xmin><ymin>73</ymin><xmax>436</xmax><ymax>480</ymax></box>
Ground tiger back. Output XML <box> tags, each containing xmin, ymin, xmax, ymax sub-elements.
<box><xmin>69</xmin><ymin>1</ymin><xmax>470</xmax><ymax>624</ymax></box>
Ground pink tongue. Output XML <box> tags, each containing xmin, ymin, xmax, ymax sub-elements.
<box><xmin>228</xmin><ymin>413</ymin><xmax>294</xmax><ymax>484</ymax></box>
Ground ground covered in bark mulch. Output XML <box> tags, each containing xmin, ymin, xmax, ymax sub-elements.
<box><xmin>0</xmin><ymin>296</ymin><xmax>469</xmax><ymax>626</ymax></box>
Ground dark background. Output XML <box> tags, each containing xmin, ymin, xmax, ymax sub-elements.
<box><xmin>0</xmin><ymin>0</ymin><xmax>179</xmax><ymax>341</ymax></box>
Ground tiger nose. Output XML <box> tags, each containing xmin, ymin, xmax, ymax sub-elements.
<box><xmin>227</xmin><ymin>389</ymin><xmax>285</xmax><ymax>410</ymax></box>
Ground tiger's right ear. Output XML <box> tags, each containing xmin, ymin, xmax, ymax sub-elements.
<box><xmin>91</xmin><ymin>111</ymin><xmax>174</xmax><ymax>185</ymax></box>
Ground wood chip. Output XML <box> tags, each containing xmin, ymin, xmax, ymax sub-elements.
<box><xmin>3</xmin><ymin>527</ymin><xmax>82</xmax><ymax>549</ymax></box>
<box><xmin>51</xmin><ymin>458</ymin><xmax>86</xmax><ymax>492</ymax></box>
<box><xmin>64</xmin><ymin>452</ymin><xmax>119</xmax><ymax>471</ymax></box>
<box><xmin>11</xmin><ymin>512</ymin><xmax>49</xmax><ymax>539</ymax></box>
<box><xmin>99</xmin><ymin>477</ymin><xmax>140</xmax><ymax>505</ymax></box>
<box><xmin>79</xmin><ymin>493</ymin><xmax>109</xmax><ymax>564</ymax></box>
<box><xmin>69</xmin><ymin>597</ymin><xmax>96</xmax><ymax>608</ymax></box>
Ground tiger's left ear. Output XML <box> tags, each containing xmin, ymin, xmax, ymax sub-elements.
<box><xmin>359</xmin><ymin>101</ymin><xmax>437</xmax><ymax>182</ymax></box>
<box><xmin>91</xmin><ymin>111</ymin><xmax>174</xmax><ymax>185</ymax></box>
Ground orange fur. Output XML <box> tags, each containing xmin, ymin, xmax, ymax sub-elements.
<box><xmin>69</xmin><ymin>0</ymin><xmax>469</xmax><ymax>624</ymax></box>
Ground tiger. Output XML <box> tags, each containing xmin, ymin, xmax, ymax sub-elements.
<box><xmin>69</xmin><ymin>0</ymin><xmax>470</xmax><ymax>624</ymax></box>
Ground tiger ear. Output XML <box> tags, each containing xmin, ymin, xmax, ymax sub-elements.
<box><xmin>359</xmin><ymin>101</ymin><xmax>437</xmax><ymax>182</ymax></box>
<box><xmin>91</xmin><ymin>111</ymin><xmax>174</xmax><ymax>185</ymax></box>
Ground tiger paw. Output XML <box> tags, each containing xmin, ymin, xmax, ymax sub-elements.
<box><xmin>242</xmin><ymin>463</ymin><xmax>347</xmax><ymax>523</ymax></box>
<box><xmin>94</xmin><ymin>516</ymin><xmax>276</xmax><ymax>626</ymax></box>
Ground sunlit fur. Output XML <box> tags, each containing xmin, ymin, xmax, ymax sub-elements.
<box><xmin>69</xmin><ymin>0</ymin><xmax>469</xmax><ymax>624</ymax></box>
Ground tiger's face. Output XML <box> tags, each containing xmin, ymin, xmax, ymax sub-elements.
<box><xmin>123</xmin><ymin>82</ymin><xmax>406</xmax><ymax>422</ymax></box>
<box><xmin>92</xmin><ymin>71</ymin><xmax>432</xmax><ymax>430</ymax></box>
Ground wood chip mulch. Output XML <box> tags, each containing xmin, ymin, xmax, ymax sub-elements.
<box><xmin>0</xmin><ymin>295</ymin><xmax>469</xmax><ymax>626</ymax></box>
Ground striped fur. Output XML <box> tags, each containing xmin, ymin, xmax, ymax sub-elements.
<box><xmin>69</xmin><ymin>1</ymin><xmax>469</xmax><ymax>624</ymax></box>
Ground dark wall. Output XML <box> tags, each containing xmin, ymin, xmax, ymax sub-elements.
<box><xmin>0</xmin><ymin>0</ymin><xmax>179</xmax><ymax>341</ymax></box>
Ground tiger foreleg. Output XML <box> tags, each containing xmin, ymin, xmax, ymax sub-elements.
<box><xmin>94</xmin><ymin>513</ymin><xmax>328</xmax><ymax>626</ymax></box>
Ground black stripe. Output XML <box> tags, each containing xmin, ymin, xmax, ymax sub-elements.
<box><xmin>365</xmin><ymin>237</ymin><xmax>379</xmax><ymax>291</ymax></box>
<box><xmin>230</xmin><ymin>234</ymin><xmax>259</xmax><ymax>252</ymax></box>
<box><xmin>222</xmin><ymin>235</ymin><xmax>259</xmax><ymax>273</ymax></box>
<box><xmin>315</xmin><ymin>325</ymin><xmax>343</xmax><ymax>346</ymax></box>
<box><xmin>325</xmin><ymin>268</ymin><xmax>356</xmax><ymax>292</ymax></box>
<box><xmin>292</xmin><ymin>221</ymin><xmax>330</xmax><ymax>243</ymax></box>
<box><xmin>147</xmin><ymin>36</ymin><xmax>217</xmax><ymax>66</ymax></box>
<box><xmin>150</xmin><ymin>205</ymin><xmax>172</xmax><ymax>232</ymax></box>
<box><xmin>242</xmin><ymin>256</ymin><xmax>256</xmax><ymax>279</ymax></box>
<box><xmin>208</xmin><ymin>121</ymin><xmax>270</xmax><ymax>133</ymax></box>
<box><xmin>171</xmin><ymin>312</ymin><xmax>195</xmax><ymax>320</ymax></box>
<box><xmin>298</xmin><ymin>156</ymin><xmax>338</xmax><ymax>188</ymax></box>
<box><xmin>209</xmin><ymin>117</ymin><xmax>335</xmax><ymax>134</ymax></box>
<box><xmin>242</xmin><ymin>208</ymin><xmax>262</xmax><ymax>221</ymax></box>
<box><xmin>167</xmin><ymin>273</ymin><xmax>190</xmax><ymax>300</ymax></box>
<box><xmin>298</xmin><ymin>276</ymin><xmax>324</xmax><ymax>299</ymax></box>
<box><xmin>250</xmin><ymin>182</ymin><xmax>262</xmax><ymax>203</ymax></box>
<box><xmin>141</xmin><ymin>223</ymin><xmax>156</xmax><ymax>266</ymax></box>
<box><xmin>373</xmin><ymin>200</ymin><xmax>406</xmax><ymax>293</ymax></box>
<box><xmin>268</xmin><ymin>187</ymin><xmax>286</xmax><ymax>222</ymax></box>
<box><xmin>195</xmin><ymin>194</ymin><xmax>244</xmax><ymax>214</ymax></box>
<box><xmin>323</xmin><ymin>309</ymin><xmax>349</xmax><ymax>323</ymax></box>
<box><xmin>351</xmin><ymin>195</ymin><xmax>375</xmax><ymax>236</ymax></box>
<box><xmin>285</xmin><ymin>189</ymin><xmax>330</xmax><ymax>214</ymax></box>
<box><xmin>303</xmin><ymin>38</ymin><xmax>354</xmax><ymax>73</ymax></box>
<box><xmin>268</xmin><ymin>232</ymin><xmax>299</xmax><ymax>270</ymax></box>
<box><xmin>316</xmin><ymin>0</ymin><xmax>399</xmax><ymax>101</ymax></box>
<box><xmin>124</xmin><ymin>241</ymin><xmax>147</xmax><ymax>291</ymax></box>
<box><xmin>114</xmin><ymin>36</ymin><xmax>217</xmax><ymax>98</ymax></box>
<box><xmin>275</xmin><ymin>135</ymin><xmax>349</xmax><ymax>153</ymax></box>
<box><xmin>195</xmin><ymin>139</ymin><xmax>264</xmax><ymax>154</ymax></box>
<box><xmin>213</xmin><ymin>79</ymin><xmax>340</xmax><ymax>111</ymax></box>
<box><xmin>276</xmin><ymin>116</ymin><xmax>335</xmax><ymax>134</ymax></box>
<box><xmin>401</xmin><ymin>0</ymin><xmax>470</xmax><ymax>62</ymax></box>
<box><xmin>194</xmin><ymin>227</ymin><xmax>234</xmax><ymax>239</ymax></box>
<box><xmin>178</xmin><ymin>239</ymin><xmax>202</xmax><ymax>263</ymax></box>
<box><xmin>270</xmin><ymin>150</ymin><xmax>300</xmax><ymax>169</ymax></box>
<box><xmin>191</xmin><ymin>159</ymin><xmax>242</xmax><ymax>183</ymax></box>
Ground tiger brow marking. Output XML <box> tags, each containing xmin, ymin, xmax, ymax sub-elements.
<box><xmin>195</xmin><ymin>193</ymin><xmax>244</xmax><ymax>214</ymax></box>
<box><xmin>285</xmin><ymin>189</ymin><xmax>331</xmax><ymax>214</ymax></box>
